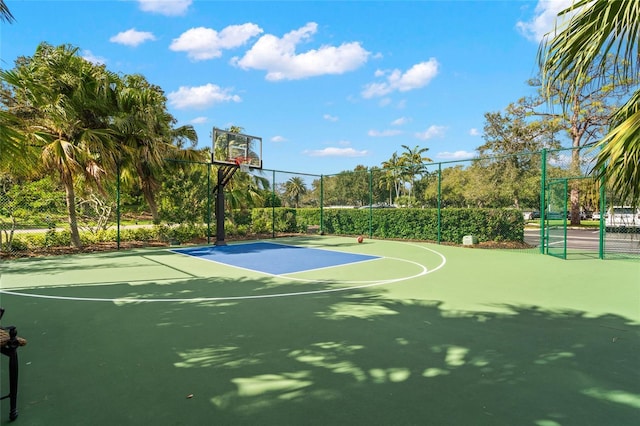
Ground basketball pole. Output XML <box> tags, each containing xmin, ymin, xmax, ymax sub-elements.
<box><xmin>215</xmin><ymin>167</ymin><xmax>225</xmax><ymax>245</ymax></box>
<box><xmin>214</xmin><ymin>166</ymin><xmax>239</xmax><ymax>246</ymax></box>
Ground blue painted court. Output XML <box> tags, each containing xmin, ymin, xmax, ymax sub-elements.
<box><xmin>171</xmin><ymin>242</ymin><xmax>380</xmax><ymax>275</ymax></box>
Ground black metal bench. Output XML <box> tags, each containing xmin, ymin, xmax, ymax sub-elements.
<box><xmin>1</xmin><ymin>308</ymin><xmax>27</xmax><ymax>422</ymax></box>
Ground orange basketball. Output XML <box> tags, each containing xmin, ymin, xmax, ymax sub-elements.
<box><xmin>357</xmin><ymin>236</ymin><xmax>364</xmax><ymax>243</ymax></box>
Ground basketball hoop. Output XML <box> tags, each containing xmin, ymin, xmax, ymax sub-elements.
<box><xmin>235</xmin><ymin>157</ymin><xmax>250</xmax><ymax>173</ymax></box>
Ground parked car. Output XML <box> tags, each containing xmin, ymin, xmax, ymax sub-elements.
<box><xmin>546</xmin><ymin>211</ymin><xmax>568</xmax><ymax>220</ymax></box>
<box><xmin>358</xmin><ymin>204</ymin><xmax>396</xmax><ymax>209</ymax></box>
<box><xmin>605</xmin><ymin>206</ymin><xmax>640</xmax><ymax>228</ymax></box>
<box><xmin>526</xmin><ymin>211</ymin><xmax>540</xmax><ymax>220</ymax></box>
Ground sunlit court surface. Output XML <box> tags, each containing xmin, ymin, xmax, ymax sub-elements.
<box><xmin>1</xmin><ymin>236</ymin><xmax>638</xmax><ymax>425</ymax></box>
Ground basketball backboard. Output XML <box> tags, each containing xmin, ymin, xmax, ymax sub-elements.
<box><xmin>212</xmin><ymin>127</ymin><xmax>262</xmax><ymax>169</ymax></box>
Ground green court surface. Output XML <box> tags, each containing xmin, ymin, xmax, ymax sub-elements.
<box><xmin>0</xmin><ymin>236</ymin><xmax>638</xmax><ymax>425</ymax></box>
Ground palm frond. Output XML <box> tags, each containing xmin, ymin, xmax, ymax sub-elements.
<box><xmin>539</xmin><ymin>0</ymin><xmax>640</xmax><ymax>206</ymax></box>
<box><xmin>0</xmin><ymin>0</ymin><xmax>15</xmax><ymax>23</ymax></box>
<box><xmin>538</xmin><ymin>0</ymin><xmax>640</xmax><ymax>99</ymax></box>
<box><xmin>594</xmin><ymin>92</ymin><xmax>640</xmax><ymax>205</ymax></box>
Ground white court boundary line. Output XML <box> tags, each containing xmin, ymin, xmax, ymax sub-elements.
<box><xmin>0</xmin><ymin>241</ymin><xmax>446</xmax><ymax>303</ymax></box>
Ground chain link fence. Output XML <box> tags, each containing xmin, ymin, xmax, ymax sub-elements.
<box><xmin>1</xmin><ymin>148</ymin><xmax>638</xmax><ymax>259</ymax></box>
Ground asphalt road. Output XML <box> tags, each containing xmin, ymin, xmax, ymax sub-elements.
<box><xmin>524</xmin><ymin>227</ymin><xmax>640</xmax><ymax>255</ymax></box>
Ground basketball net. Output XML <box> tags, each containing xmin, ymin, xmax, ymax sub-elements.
<box><xmin>235</xmin><ymin>157</ymin><xmax>250</xmax><ymax>173</ymax></box>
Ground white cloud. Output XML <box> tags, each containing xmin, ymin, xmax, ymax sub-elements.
<box><xmin>138</xmin><ymin>0</ymin><xmax>192</xmax><ymax>16</ymax></box>
<box><xmin>304</xmin><ymin>147</ymin><xmax>369</xmax><ymax>157</ymax></box>
<box><xmin>190</xmin><ymin>116</ymin><xmax>208</xmax><ymax>124</ymax></box>
<box><xmin>110</xmin><ymin>29</ymin><xmax>156</xmax><ymax>47</ymax></box>
<box><xmin>170</xmin><ymin>24</ymin><xmax>263</xmax><ymax>61</ymax></box>
<box><xmin>232</xmin><ymin>22</ymin><xmax>370</xmax><ymax>81</ymax></box>
<box><xmin>82</xmin><ymin>50</ymin><xmax>106</xmax><ymax>65</ymax></box>
<box><xmin>392</xmin><ymin>117</ymin><xmax>410</xmax><ymax>126</ymax></box>
<box><xmin>469</xmin><ymin>128</ymin><xmax>480</xmax><ymax>136</ymax></box>
<box><xmin>362</xmin><ymin>58</ymin><xmax>439</xmax><ymax>98</ymax></box>
<box><xmin>323</xmin><ymin>114</ymin><xmax>339</xmax><ymax>122</ymax></box>
<box><xmin>416</xmin><ymin>125</ymin><xmax>447</xmax><ymax>140</ymax></box>
<box><xmin>271</xmin><ymin>135</ymin><xmax>287</xmax><ymax>142</ymax></box>
<box><xmin>167</xmin><ymin>84</ymin><xmax>241</xmax><ymax>109</ymax></box>
<box><xmin>436</xmin><ymin>151</ymin><xmax>475</xmax><ymax>160</ymax></box>
<box><xmin>516</xmin><ymin>0</ymin><xmax>577</xmax><ymax>42</ymax></box>
<box><xmin>368</xmin><ymin>129</ymin><xmax>402</xmax><ymax>137</ymax></box>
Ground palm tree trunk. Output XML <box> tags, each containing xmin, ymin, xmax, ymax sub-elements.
<box><xmin>141</xmin><ymin>186</ymin><xmax>160</xmax><ymax>223</ymax></box>
<box><xmin>62</xmin><ymin>174</ymin><xmax>82</xmax><ymax>248</ymax></box>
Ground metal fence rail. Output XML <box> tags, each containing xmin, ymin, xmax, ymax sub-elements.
<box><xmin>1</xmin><ymin>147</ymin><xmax>638</xmax><ymax>259</ymax></box>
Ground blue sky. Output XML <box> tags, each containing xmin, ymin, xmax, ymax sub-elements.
<box><xmin>1</xmin><ymin>0</ymin><xmax>573</xmax><ymax>175</ymax></box>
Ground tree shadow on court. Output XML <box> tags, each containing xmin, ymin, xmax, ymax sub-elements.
<box><xmin>0</xmin><ymin>247</ymin><xmax>179</xmax><ymax>277</ymax></box>
<box><xmin>2</xmin><ymin>276</ymin><xmax>638</xmax><ymax>426</ymax></box>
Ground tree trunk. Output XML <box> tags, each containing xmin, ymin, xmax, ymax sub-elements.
<box><xmin>570</xmin><ymin>140</ymin><xmax>582</xmax><ymax>226</ymax></box>
<box><xmin>62</xmin><ymin>174</ymin><xmax>82</xmax><ymax>248</ymax></box>
<box><xmin>141</xmin><ymin>185</ymin><xmax>159</xmax><ymax>223</ymax></box>
<box><xmin>570</xmin><ymin>184</ymin><xmax>580</xmax><ymax>224</ymax></box>
<box><xmin>569</xmin><ymin>98</ymin><xmax>584</xmax><ymax>226</ymax></box>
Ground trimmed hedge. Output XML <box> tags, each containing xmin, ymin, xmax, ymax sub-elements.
<box><xmin>254</xmin><ymin>207</ymin><xmax>524</xmax><ymax>243</ymax></box>
<box><xmin>4</xmin><ymin>207</ymin><xmax>524</xmax><ymax>253</ymax></box>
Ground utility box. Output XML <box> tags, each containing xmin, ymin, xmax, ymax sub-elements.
<box><xmin>307</xmin><ymin>225</ymin><xmax>320</xmax><ymax>234</ymax></box>
<box><xmin>462</xmin><ymin>235</ymin><xmax>478</xmax><ymax>245</ymax></box>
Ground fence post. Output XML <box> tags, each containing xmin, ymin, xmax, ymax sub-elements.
<box><xmin>539</xmin><ymin>148</ymin><xmax>547</xmax><ymax>254</ymax></box>
<box><xmin>599</xmin><ymin>166</ymin><xmax>606</xmax><ymax>259</ymax></box>
<box><xmin>272</xmin><ymin>170</ymin><xmax>276</xmax><ymax>239</ymax></box>
<box><xmin>368</xmin><ymin>169</ymin><xmax>373</xmax><ymax>238</ymax></box>
<box><xmin>320</xmin><ymin>175</ymin><xmax>324</xmax><ymax>235</ymax></box>
<box><xmin>207</xmin><ymin>162</ymin><xmax>211</xmax><ymax>244</ymax></box>
<box><xmin>437</xmin><ymin>163</ymin><xmax>442</xmax><ymax>244</ymax></box>
<box><xmin>116</xmin><ymin>161</ymin><xmax>121</xmax><ymax>250</ymax></box>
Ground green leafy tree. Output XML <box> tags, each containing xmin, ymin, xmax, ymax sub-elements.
<box><xmin>478</xmin><ymin>102</ymin><xmax>561</xmax><ymax>209</ymax></box>
<box><xmin>368</xmin><ymin>167</ymin><xmax>389</xmax><ymax>205</ymax></box>
<box><xmin>0</xmin><ymin>174</ymin><xmax>65</xmax><ymax>250</ymax></box>
<box><xmin>0</xmin><ymin>43</ymin><xmax>119</xmax><ymax>247</ymax></box>
<box><xmin>423</xmin><ymin>165</ymin><xmax>470</xmax><ymax>208</ymax></box>
<box><xmin>158</xmin><ymin>165</ymin><xmax>208</xmax><ymax>225</ymax></box>
<box><xmin>324</xmin><ymin>166</ymin><xmax>370</xmax><ymax>207</ymax></box>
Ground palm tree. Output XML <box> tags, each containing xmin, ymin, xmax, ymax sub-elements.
<box><xmin>380</xmin><ymin>152</ymin><xmax>403</xmax><ymax>205</ymax></box>
<box><xmin>0</xmin><ymin>111</ymin><xmax>31</xmax><ymax>172</ymax></box>
<box><xmin>224</xmin><ymin>169</ymin><xmax>269</xmax><ymax>212</ymax></box>
<box><xmin>400</xmin><ymin>144</ymin><xmax>432</xmax><ymax>200</ymax></box>
<box><xmin>284</xmin><ymin>177</ymin><xmax>307</xmax><ymax>208</ymax></box>
<box><xmin>0</xmin><ymin>43</ymin><xmax>119</xmax><ymax>247</ymax></box>
<box><xmin>113</xmin><ymin>74</ymin><xmax>201</xmax><ymax>222</ymax></box>
<box><xmin>538</xmin><ymin>0</ymin><xmax>640</xmax><ymax>205</ymax></box>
